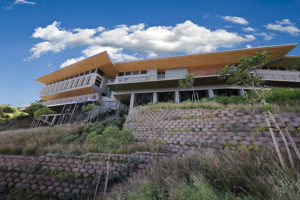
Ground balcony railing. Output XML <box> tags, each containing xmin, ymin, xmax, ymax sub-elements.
<box><xmin>42</xmin><ymin>93</ymin><xmax>100</xmax><ymax>107</ymax></box>
<box><xmin>114</xmin><ymin>74</ymin><xmax>148</xmax><ymax>83</ymax></box>
<box><xmin>257</xmin><ymin>69</ymin><xmax>300</xmax><ymax>82</ymax></box>
<box><xmin>40</xmin><ymin>73</ymin><xmax>99</xmax><ymax>96</ymax></box>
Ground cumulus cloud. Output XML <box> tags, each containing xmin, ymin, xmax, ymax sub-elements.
<box><xmin>14</xmin><ymin>0</ymin><xmax>36</xmax><ymax>5</ymax></box>
<box><xmin>246</xmin><ymin>44</ymin><xmax>252</xmax><ymax>48</ymax></box>
<box><xmin>28</xmin><ymin>20</ymin><xmax>255</xmax><ymax>67</ymax></box>
<box><xmin>243</xmin><ymin>27</ymin><xmax>255</xmax><ymax>32</ymax></box>
<box><xmin>256</xmin><ymin>32</ymin><xmax>275</xmax><ymax>41</ymax></box>
<box><xmin>222</xmin><ymin>16</ymin><xmax>249</xmax><ymax>25</ymax></box>
<box><xmin>266</xmin><ymin>19</ymin><xmax>300</xmax><ymax>36</ymax></box>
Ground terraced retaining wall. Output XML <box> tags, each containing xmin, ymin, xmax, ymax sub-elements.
<box><xmin>124</xmin><ymin>107</ymin><xmax>300</xmax><ymax>149</ymax></box>
<box><xmin>0</xmin><ymin>152</ymin><xmax>168</xmax><ymax>199</ymax></box>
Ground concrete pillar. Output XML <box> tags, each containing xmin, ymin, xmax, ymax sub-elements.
<box><xmin>208</xmin><ymin>89</ymin><xmax>214</xmax><ymax>98</ymax></box>
<box><xmin>239</xmin><ymin>89</ymin><xmax>245</xmax><ymax>96</ymax></box>
<box><xmin>129</xmin><ymin>93</ymin><xmax>135</xmax><ymax>109</ymax></box>
<box><xmin>153</xmin><ymin>92</ymin><xmax>158</xmax><ymax>103</ymax></box>
<box><xmin>175</xmin><ymin>91</ymin><xmax>180</xmax><ymax>102</ymax></box>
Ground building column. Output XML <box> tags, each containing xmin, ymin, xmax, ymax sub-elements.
<box><xmin>239</xmin><ymin>89</ymin><xmax>245</xmax><ymax>96</ymax></box>
<box><xmin>208</xmin><ymin>89</ymin><xmax>214</xmax><ymax>98</ymax></box>
<box><xmin>129</xmin><ymin>93</ymin><xmax>135</xmax><ymax>109</ymax></box>
<box><xmin>153</xmin><ymin>92</ymin><xmax>158</xmax><ymax>103</ymax></box>
<box><xmin>175</xmin><ymin>91</ymin><xmax>180</xmax><ymax>103</ymax></box>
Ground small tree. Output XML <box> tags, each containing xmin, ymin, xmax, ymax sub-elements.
<box><xmin>178</xmin><ymin>73</ymin><xmax>198</xmax><ymax>101</ymax></box>
<box><xmin>87</xmin><ymin>125</ymin><xmax>134</xmax><ymax>199</ymax></box>
<box><xmin>219</xmin><ymin>51</ymin><xmax>298</xmax><ymax>169</ymax></box>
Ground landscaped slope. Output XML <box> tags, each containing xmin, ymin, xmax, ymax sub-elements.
<box><xmin>124</xmin><ymin>103</ymin><xmax>300</xmax><ymax>150</ymax></box>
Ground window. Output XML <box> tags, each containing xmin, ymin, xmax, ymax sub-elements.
<box><xmin>158</xmin><ymin>70</ymin><xmax>165</xmax><ymax>80</ymax></box>
<box><xmin>213</xmin><ymin>89</ymin><xmax>239</xmax><ymax>97</ymax></box>
<box><xmin>132</xmin><ymin>71</ymin><xmax>139</xmax><ymax>75</ymax></box>
<box><xmin>94</xmin><ymin>76</ymin><xmax>102</xmax><ymax>87</ymax></box>
<box><xmin>118</xmin><ymin>72</ymin><xmax>124</xmax><ymax>76</ymax></box>
<box><xmin>141</xmin><ymin>70</ymin><xmax>147</xmax><ymax>74</ymax></box>
<box><xmin>180</xmin><ymin>90</ymin><xmax>208</xmax><ymax>102</ymax></box>
<box><xmin>158</xmin><ymin>92</ymin><xmax>175</xmax><ymax>102</ymax></box>
<box><xmin>125</xmin><ymin>71</ymin><xmax>132</xmax><ymax>76</ymax></box>
<box><xmin>134</xmin><ymin>93</ymin><xmax>153</xmax><ymax>106</ymax></box>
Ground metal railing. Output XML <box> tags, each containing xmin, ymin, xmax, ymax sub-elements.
<box><xmin>114</xmin><ymin>74</ymin><xmax>148</xmax><ymax>83</ymax></box>
<box><xmin>40</xmin><ymin>73</ymin><xmax>97</xmax><ymax>96</ymax></box>
<box><xmin>257</xmin><ymin>69</ymin><xmax>300</xmax><ymax>82</ymax></box>
<box><xmin>42</xmin><ymin>93</ymin><xmax>100</xmax><ymax>107</ymax></box>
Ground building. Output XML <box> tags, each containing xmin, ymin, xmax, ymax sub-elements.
<box><xmin>34</xmin><ymin>43</ymin><xmax>300</xmax><ymax>126</ymax></box>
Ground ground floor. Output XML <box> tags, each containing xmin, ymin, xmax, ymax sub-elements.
<box><xmin>111</xmin><ymin>85</ymin><xmax>251</xmax><ymax>108</ymax></box>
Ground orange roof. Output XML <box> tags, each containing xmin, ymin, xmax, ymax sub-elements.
<box><xmin>36</xmin><ymin>51</ymin><xmax>117</xmax><ymax>84</ymax></box>
<box><xmin>115</xmin><ymin>43</ymin><xmax>297</xmax><ymax>72</ymax></box>
<box><xmin>36</xmin><ymin>43</ymin><xmax>297</xmax><ymax>84</ymax></box>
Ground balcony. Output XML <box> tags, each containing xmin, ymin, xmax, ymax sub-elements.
<box><xmin>40</xmin><ymin>73</ymin><xmax>100</xmax><ymax>97</ymax></box>
<box><xmin>42</xmin><ymin>93</ymin><xmax>100</xmax><ymax>107</ymax></box>
<box><xmin>114</xmin><ymin>74</ymin><xmax>149</xmax><ymax>83</ymax></box>
<box><xmin>257</xmin><ymin>69</ymin><xmax>300</xmax><ymax>82</ymax></box>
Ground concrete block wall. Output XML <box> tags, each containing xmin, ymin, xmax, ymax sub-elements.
<box><xmin>0</xmin><ymin>152</ymin><xmax>168</xmax><ymax>199</ymax></box>
<box><xmin>124</xmin><ymin>107</ymin><xmax>300</xmax><ymax>148</ymax></box>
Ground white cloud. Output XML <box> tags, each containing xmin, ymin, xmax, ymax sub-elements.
<box><xmin>266</xmin><ymin>19</ymin><xmax>300</xmax><ymax>36</ymax></box>
<box><xmin>28</xmin><ymin>20</ymin><xmax>255</xmax><ymax>66</ymax></box>
<box><xmin>243</xmin><ymin>27</ymin><xmax>255</xmax><ymax>32</ymax></box>
<box><xmin>14</xmin><ymin>0</ymin><xmax>36</xmax><ymax>5</ymax></box>
<box><xmin>256</xmin><ymin>32</ymin><xmax>275</xmax><ymax>41</ymax></box>
<box><xmin>246</xmin><ymin>44</ymin><xmax>252</xmax><ymax>48</ymax></box>
<box><xmin>222</xmin><ymin>16</ymin><xmax>249</xmax><ymax>25</ymax></box>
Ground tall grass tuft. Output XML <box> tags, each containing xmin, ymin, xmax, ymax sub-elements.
<box><xmin>111</xmin><ymin>149</ymin><xmax>300</xmax><ymax>200</ymax></box>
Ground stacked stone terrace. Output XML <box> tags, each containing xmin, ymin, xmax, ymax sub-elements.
<box><xmin>124</xmin><ymin>107</ymin><xmax>300</xmax><ymax>148</ymax></box>
<box><xmin>0</xmin><ymin>152</ymin><xmax>168</xmax><ymax>199</ymax></box>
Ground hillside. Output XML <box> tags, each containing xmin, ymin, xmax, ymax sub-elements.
<box><xmin>0</xmin><ymin>89</ymin><xmax>300</xmax><ymax>199</ymax></box>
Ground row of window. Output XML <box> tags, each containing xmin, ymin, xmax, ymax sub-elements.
<box><xmin>48</xmin><ymin>68</ymin><xmax>103</xmax><ymax>85</ymax></box>
<box><xmin>117</xmin><ymin>70</ymin><xmax>147</xmax><ymax>77</ymax></box>
<box><xmin>134</xmin><ymin>89</ymin><xmax>241</xmax><ymax>106</ymax></box>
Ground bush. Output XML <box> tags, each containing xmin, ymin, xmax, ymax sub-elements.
<box><xmin>24</xmin><ymin>102</ymin><xmax>45</xmax><ymax>116</ymax></box>
<box><xmin>33</xmin><ymin>107</ymin><xmax>55</xmax><ymax>119</ymax></box>
<box><xmin>265</xmin><ymin>88</ymin><xmax>300</xmax><ymax>102</ymax></box>
<box><xmin>202</xmin><ymin>96</ymin><xmax>248</xmax><ymax>105</ymax></box>
<box><xmin>0</xmin><ymin>104</ymin><xmax>15</xmax><ymax>113</ymax></box>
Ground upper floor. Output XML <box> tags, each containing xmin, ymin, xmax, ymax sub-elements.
<box><xmin>36</xmin><ymin>43</ymin><xmax>299</xmax><ymax>101</ymax></box>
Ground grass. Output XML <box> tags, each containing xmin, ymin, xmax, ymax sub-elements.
<box><xmin>0</xmin><ymin>124</ymin><xmax>84</xmax><ymax>155</ymax></box>
<box><xmin>0</xmin><ymin>119</ymin><xmax>165</xmax><ymax>155</ymax></box>
<box><xmin>110</xmin><ymin>149</ymin><xmax>300</xmax><ymax>200</ymax></box>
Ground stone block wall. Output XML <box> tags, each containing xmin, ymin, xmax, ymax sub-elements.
<box><xmin>124</xmin><ymin>107</ymin><xmax>300</xmax><ymax>148</ymax></box>
<box><xmin>0</xmin><ymin>152</ymin><xmax>168</xmax><ymax>199</ymax></box>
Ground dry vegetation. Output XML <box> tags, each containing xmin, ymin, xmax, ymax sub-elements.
<box><xmin>0</xmin><ymin>124</ymin><xmax>84</xmax><ymax>155</ymax></box>
<box><xmin>110</xmin><ymin>149</ymin><xmax>300</xmax><ymax>200</ymax></box>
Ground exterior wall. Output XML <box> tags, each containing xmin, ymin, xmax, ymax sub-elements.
<box><xmin>124</xmin><ymin>107</ymin><xmax>300</xmax><ymax>148</ymax></box>
<box><xmin>165</xmin><ymin>68</ymin><xmax>188</xmax><ymax>79</ymax></box>
<box><xmin>147</xmin><ymin>69</ymin><xmax>158</xmax><ymax>81</ymax></box>
<box><xmin>0</xmin><ymin>152</ymin><xmax>168</xmax><ymax>199</ymax></box>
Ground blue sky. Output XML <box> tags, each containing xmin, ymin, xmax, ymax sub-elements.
<box><xmin>0</xmin><ymin>0</ymin><xmax>299</xmax><ymax>107</ymax></box>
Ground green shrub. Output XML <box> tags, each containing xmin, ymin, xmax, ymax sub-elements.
<box><xmin>33</xmin><ymin>107</ymin><xmax>55</xmax><ymax>119</ymax></box>
<box><xmin>203</xmin><ymin>96</ymin><xmax>248</xmax><ymax>105</ymax></box>
<box><xmin>0</xmin><ymin>104</ymin><xmax>15</xmax><ymax>113</ymax></box>
<box><xmin>82</xmin><ymin>103</ymin><xmax>96</xmax><ymax>112</ymax></box>
<box><xmin>265</xmin><ymin>88</ymin><xmax>300</xmax><ymax>102</ymax></box>
<box><xmin>24</xmin><ymin>102</ymin><xmax>45</xmax><ymax>116</ymax></box>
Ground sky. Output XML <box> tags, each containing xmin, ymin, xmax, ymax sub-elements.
<box><xmin>0</xmin><ymin>0</ymin><xmax>299</xmax><ymax>107</ymax></box>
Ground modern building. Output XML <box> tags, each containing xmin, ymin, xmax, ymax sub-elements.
<box><xmin>34</xmin><ymin>43</ymin><xmax>300</xmax><ymax>126</ymax></box>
